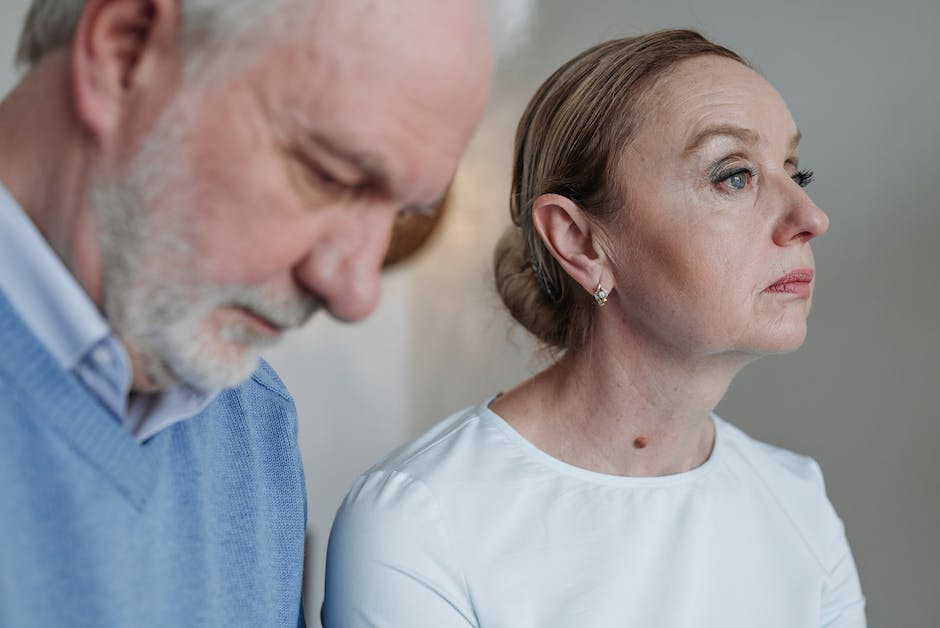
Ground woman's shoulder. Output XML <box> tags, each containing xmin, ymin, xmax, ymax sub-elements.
<box><xmin>324</xmin><ymin>404</ymin><xmax>489</xmax><ymax>627</ymax></box>
<box><xmin>333</xmin><ymin>397</ymin><xmax>550</xmax><ymax>551</ymax></box>
<box><xmin>715</xmin><ymin>415</ymin><xmax>849</xmax><ymax>568</ymax></box>
<box><xmin>355</xmin><ymin>398</ymin><xmax>526</xmax><ymax>488</ymax></box>
<box><xmin>367</xmin><ymin>402</ymin><xmax>487</xmax><ymax>468</ymax></box>
<box><xmin>715</xmin><ymin>415</ymin><xmax>826</xmax><ymax>487</ymax></box>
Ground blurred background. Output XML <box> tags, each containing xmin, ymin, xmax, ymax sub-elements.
<box><xmin>2</xmin><ymin>1</ymin><xmax>938</xmax><ymax>624</ymax></box>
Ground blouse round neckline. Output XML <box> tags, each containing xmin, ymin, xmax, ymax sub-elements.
<box><xmin>480</xmin><ymin>401</ymin><xmax>724</xmax><ymax>488</ymax></box>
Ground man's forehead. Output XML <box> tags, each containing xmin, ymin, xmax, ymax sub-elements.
<box><xmin>252</xmin><ymin>0</ymin><xmax>489</xmax><ymax>203</ymax></box>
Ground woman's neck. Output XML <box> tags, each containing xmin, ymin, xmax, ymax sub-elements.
<box><xmin>490</xmin><ymin>327</ymin><xmax>755</xmax><ymax>477</ymax></box>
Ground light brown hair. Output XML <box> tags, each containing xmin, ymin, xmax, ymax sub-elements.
<box><xmin>494</xmin><ymin>29</ymin><xmax>749</xmax><ymax>351</ymax></box>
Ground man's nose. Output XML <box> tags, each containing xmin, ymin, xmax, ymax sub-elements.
<box><xmin>293</xmin><ymin>205</ymin><xmax>398</xmax><ymax>322</ymax></box>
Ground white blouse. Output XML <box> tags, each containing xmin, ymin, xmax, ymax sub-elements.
<box><xmin>323</xmin><ymin>401</ymin><xmax>866</xmax><ymax>627</ymax></box>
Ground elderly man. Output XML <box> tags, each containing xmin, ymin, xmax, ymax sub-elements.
<box><xmin>0</xmin><ymin>0</ymin><xmax>492</xmax><ymax>625</ymax></box>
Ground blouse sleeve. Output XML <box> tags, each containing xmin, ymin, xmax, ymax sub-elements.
<box><xmin>815</xmin><ymin>463</ymin><xmax>867</xmax><ymax>627</ymax></box>
<box><xmin>820</xmin><ymin>544</ymin><xmax>866</xmax><ymax>627</ymax></box>
<box><xmin>321</xmin><ymin>471</ymin><xmax>477</xmax><ymax>628</ymax></box>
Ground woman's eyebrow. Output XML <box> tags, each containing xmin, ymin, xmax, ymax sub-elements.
<box><xmin>789</xmin><ymin>129</ymin><xmax>803</xmax><ymax>152</ymax></box>
<box><xmin>683</xmin><ymin>124</ymin><xmax>759</xmax><ymax>156</ymax></box>
<box><xmin>682</xmin><ymin>125</ymin><xmax>803</xmax><ymax>159</ymax></box>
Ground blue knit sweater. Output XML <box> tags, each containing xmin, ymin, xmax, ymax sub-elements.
<box><xmin>0</xmin><ymin>292</ymin><xmax>307</xmax><ymax>627</ymax></box>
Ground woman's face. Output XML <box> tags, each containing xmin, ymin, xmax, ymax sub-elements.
<box><xmin>609</xmin><ymin>55</ymin><xmax>828</xmax><ymax>359</ymax></box>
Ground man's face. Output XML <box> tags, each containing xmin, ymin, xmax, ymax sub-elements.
<box><xmin>95</xmin><ymin>1</ymin><xmax>492</xmax><ymax>392</ymax></box>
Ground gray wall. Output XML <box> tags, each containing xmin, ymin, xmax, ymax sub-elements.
<box><xmin>2</xmin><ymin>1</ymin><xmax>937</xmax><ymax>625</ymax></box>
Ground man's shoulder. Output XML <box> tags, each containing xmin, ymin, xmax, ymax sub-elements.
<box><xmin>248</xmin><ymin>358</ymin><xmax>294</xmax><ymax>402</ymax></box>
<box><xmin>212</xmin><ymin>359</ymin><xmax>295</xmax><ymax>407</ymax></box>
<box><xmin>205</xmin><ymin>359</ymin><xmax>300</xmax><ymax>442</ymax></box>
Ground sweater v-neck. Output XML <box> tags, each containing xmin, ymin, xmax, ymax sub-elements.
<box><xmin>0</xmin><ymin>293</ymin><xmax>159</xmax><ymax>510</ymax></box>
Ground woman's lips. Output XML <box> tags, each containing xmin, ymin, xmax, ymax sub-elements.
<box><xmin>766</xmin><ymin>269</ymin><xmax>815</xmax><ymax>297</ymax></box>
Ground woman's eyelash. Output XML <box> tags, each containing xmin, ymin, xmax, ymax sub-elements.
<box><xmin>708</xmin><ymin>162</ymin><xmax>755</xmax><ymax>192</ymax></box>
<box><xmin>710</xmin><ymin>166</ymin><xmax>752</xmax><ymax>182</ymax></box>
<box><xmin>792</xmin><ymin>169</ymin><xmax>815</xmax><ymax>188</ymax></box>
<box><xmin>708</xmin><ymin>163</ymin><xmax>815</xmax><ymax>191</ymax></box>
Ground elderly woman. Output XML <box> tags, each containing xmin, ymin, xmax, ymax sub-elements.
<box><xmin>322</xmin><ymin>30</ymin><xmax>866</xmax><ymax>627</ymax></box>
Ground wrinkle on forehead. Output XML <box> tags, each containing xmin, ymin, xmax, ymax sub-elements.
<box><xmin>237</xmin><ymin>0</ymin><xmax>490</xmax><ymax>207</ymax></box>
<box><xmin>308</xmin><ymin>0</ymin><xmax>491</xmax><ymax>79</ymax></box>
<box><xmin>640</xmin><ymin>56</ymin><xmax>799</xmax><ymax>158</ymax></box>
<box><xmin>284</xmin><ymin>0</ymin><xmax>491</xmax><ymax>130</ymax></box>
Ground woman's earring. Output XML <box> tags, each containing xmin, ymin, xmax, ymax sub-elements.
<box><xmin>593</xmin><ymin>283</ymin><xmax>610</xmax><ymax>306</ymax></box>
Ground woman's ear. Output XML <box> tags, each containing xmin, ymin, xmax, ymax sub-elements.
<box><xmin>70</xmin><ymin>0</ymin><xmax>181</xmax><ymax>141</ymax></box>
<box><xmin>531</xmin><ymin>193</ymin><xmax>614</xmax><ymax>296</ymax></box>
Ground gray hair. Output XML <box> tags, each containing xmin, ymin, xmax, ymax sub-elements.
<box><xmin>15</xmin><ymin>0</ymin><xmax>299</xmax><ymax>71</ymax></box>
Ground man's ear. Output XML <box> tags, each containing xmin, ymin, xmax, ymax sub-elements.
<box><xmin>70</xmin><ymin>0</ymin><xmax>181</xmax><ymax>141</ymax></box>
<box><xmin>531</xmin><ymin>193</ymin><xmax>615</xmax><ymax>297</ymax></box>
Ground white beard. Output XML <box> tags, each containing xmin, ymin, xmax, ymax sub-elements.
<box><xmin>92</xmin><ymin>93</ymin><xmax>317</xmax><ymax>392</ymax></box>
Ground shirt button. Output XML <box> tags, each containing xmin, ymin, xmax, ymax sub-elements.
<box><xmin>92</xmin><ymin>345</ymin><xmax>113</xmax><ymax>367</ymax></box>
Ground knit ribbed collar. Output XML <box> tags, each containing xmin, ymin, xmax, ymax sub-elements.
<box><xmin>0</xmin><ymin>293</ymin><xmax>160</xmax><ymax>510</ymax></box>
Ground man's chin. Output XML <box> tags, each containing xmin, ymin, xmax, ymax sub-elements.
<box><xmin>174</xmin><ymin>355</ymin><xmax>261</xmax><ymax>392</ymax></box>
<box><xmin>130</xmin><ymin>309</ymin><xmax>289</xmax><ymax>392</ymax></box>
<box><xmin>154</xmin><ymin>337</ymin><xmax>267</xmax><ymax>392</ymax></box>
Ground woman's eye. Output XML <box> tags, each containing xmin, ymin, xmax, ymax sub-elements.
<box><xmin>713</xmin><ymin>168</ymin><xmax>751</xmax><ymax>191</ymax></box>
<box><xmin>709</xmin><ymin>161</ymin><xmax>755</xmax><ymax>193</ymax></box>
<box><xmin>727</xmin><ymin>171</ymin><xmax>749</xmax><ymax>190</ymax></box>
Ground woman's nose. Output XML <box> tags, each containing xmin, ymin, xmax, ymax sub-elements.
<box><xmin>772</xmin><ymin>182</ymin><xmax>830</xmax><ymax>247</ymax></box>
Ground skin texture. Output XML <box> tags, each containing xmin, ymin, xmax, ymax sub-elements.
<box><xmin>491</xmin><ymin>55</ymin><xmax>828</xmax><ymax>477</ymax></box>
<box><xmin>0</xmin><ymin>0</ymin><xmax>493</xmax><ymax>392</ymax></box>
<box><xmin>611</xmin><ymin>55</ymin><xmax>827</xmax><ymax>358</ymax></box>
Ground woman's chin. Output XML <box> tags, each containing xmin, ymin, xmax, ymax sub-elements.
<box><xmin>748</xmin><ymin>324</ymin><xmax>809</xmax><ymax>356</ymax></box>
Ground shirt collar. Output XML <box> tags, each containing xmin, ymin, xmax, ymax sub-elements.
<box><xmin>0</xmin><ymin>182</ymin><xmax>110</xmax><ymax>369</ymax></box>
<box><xmin>0</xmin><ymin>181</ymin><xmax>218</xmax><ymax>442</ymax></box>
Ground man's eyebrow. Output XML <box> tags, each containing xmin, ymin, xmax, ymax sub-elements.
<box><xmin>299</xmin><ymin>131</ymin><xmax>394</xmax><ymax>191</ymax></box>
<box><xmin>292</xmin><ymin>128</ymin><xmax>446</xmax><ymax>212</ymax></box>
<box><xmin>683</xmin><ymin>124</ymin><xmax>760</xmax><ymax>156</ymax></box>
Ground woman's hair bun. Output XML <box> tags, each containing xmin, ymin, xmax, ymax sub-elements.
<box><xmin>493</xmin><ymin>226</ymin><xmax>571</xmax><ymax>349</ymax></box>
